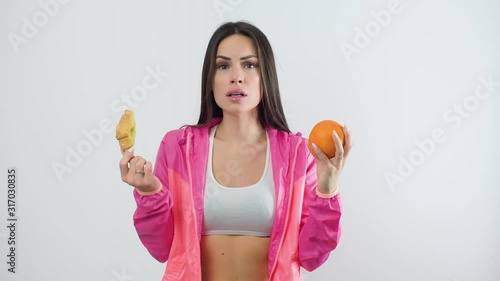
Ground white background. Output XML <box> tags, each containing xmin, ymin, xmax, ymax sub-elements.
<box><xmin>1</xmin><ymin>0</ymin><xmax>499</xmax><ymax>280</ymax></box>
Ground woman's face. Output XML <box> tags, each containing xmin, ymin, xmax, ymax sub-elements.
<box><xmin>213</xmin><ymin>34</ymin><xmax>262</xmax><ymax>116</ymax></box>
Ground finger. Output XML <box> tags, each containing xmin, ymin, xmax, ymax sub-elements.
<box><xmin>342</xmin><ymin>125</ymin><xmax>353</xmax><ymax>159</ymax></box>
<box><xmin>119</xmin><ymin>151</ymin><xmax>136</xmax><ymax>180</ymax></box>
<box><xmin>332</xmin><ymin>130</ymin><xmax>344</xmax><ymax>159</ymax></box>
<box><xmin>144</xmin><ymin>161</ymin><xmax>154</xmax><ymax>177</ymax></box>
<box><xmin>133</xmin><ymin>156</ymin><xmax>147</xmax><ymax>176</ymax></box>
<box><xmin>121</xmin><ymin>146</ymin><xmax>135</xmax><ymax>156</ymax></box>
<box><xmin>312</xmin><ymin>143</ymin><xmax>330</xmax><ymax>162</ymax></box>
<box><xmin>143</xmin><ymin>162</ymin><xmax>159</xmax><ymax>189</ymax></box>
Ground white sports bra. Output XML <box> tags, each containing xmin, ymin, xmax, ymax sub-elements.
<box><xmin>202</xmin><ymin>125</ymin><xmax>275</xmax><ymax>237</ymax></box>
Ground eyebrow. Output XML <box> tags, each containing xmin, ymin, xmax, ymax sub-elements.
<box><xmin>215</xmin><ymin>55</ymin><xmax>258</xmax><ymax>60</ymax></box>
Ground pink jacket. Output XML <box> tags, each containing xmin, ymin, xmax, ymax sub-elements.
<box><xmin>133</xmin><ymin>117</ymin><xmax>342</xmax><ymax>281</ymax></box>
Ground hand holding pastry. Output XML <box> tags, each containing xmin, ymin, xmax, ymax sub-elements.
<box><xmin>119</xmin><ymin>150</ymin><xmax>161</xmax><ymax>194</ymax></box>
<box><xmin>116</xmin><ymin>110</ymin><xmax>160</xmax><ymax>193</ymax></box>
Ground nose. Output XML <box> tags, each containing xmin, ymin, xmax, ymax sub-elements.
<box><xmin>230</xmin><ymin>67</ymin><xmax>243</xmax><ymax>84</ymax></box>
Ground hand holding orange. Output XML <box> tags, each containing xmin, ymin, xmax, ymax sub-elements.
<box><xmin>307</xmin><ymin>120</ymin><xmax>345</xmax><ymax>158</ymax></box>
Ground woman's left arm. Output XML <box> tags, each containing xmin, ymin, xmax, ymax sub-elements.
<box><xmin>298</xmin><ymin>126</ymin><xmax>353</xmax><ymax>271</ymax></box>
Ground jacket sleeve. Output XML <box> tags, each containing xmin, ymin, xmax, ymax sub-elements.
<box><xmin>298</xmin><ymin>149</ymin><xmax>342</xmax><ymax>272</ymax></box>
<box><xmin>133</xmin><ymin>136</ymin><xmax>175</xmax><ymax>263</ymax></box>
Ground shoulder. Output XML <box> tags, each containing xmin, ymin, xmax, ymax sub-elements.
<box><xmin>159</xmin><ymin>125</ymin><xmax>209</xmax><ymax>146</ymax></box>
<box><xmin>269</xmin><ymin>128</ymin><xmax>306</xmax><ymax>143</ymax></box>
<box><xmin>269</xmin><ymin>128</ymin><xmax>312</xmax><ymax>158</ymax></box>
<box><xmin>269</xmin><ymin>129</ymin><xmax>315</xmax><ymax>176</ymax></box>
<box><xmin>160</xmin><ymin>128</ymin><xmax>186</xmax><ymax>145</ymax></box>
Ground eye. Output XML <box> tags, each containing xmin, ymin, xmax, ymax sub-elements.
<box><xmin>244</xmin><ymin>62</ymin><xmax>258</xmax><ymax>69</ymax></box>
<box><xmin>217</xmin><ymin>64</ymin><xmax>229</xmax><ymax>70</ymax></box>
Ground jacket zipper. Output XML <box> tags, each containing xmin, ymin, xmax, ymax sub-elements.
<box><xmin>269</xmin><ymin>138</ymin><xmax>302</xmax><ymax>280</ymax></box>
<box><xmin>184</xmin><ymin>131</ymin><xmax>202</xmax><ymax>279</ymax></box>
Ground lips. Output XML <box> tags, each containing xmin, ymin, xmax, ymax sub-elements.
<box><xmin>226</xmin><ymin>89</ymin><xmax>247</xmax><ymax>102</ymax></box>
<box><xmin>226</xmin><ymin>89</ymin><xmax>247</xmax><ymax>97</ymax></box>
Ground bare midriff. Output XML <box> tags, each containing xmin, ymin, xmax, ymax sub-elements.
<box><xmin>201</xmin><ymin>235</ymin><xmax>270</xmax><ymax>281</ymax></box>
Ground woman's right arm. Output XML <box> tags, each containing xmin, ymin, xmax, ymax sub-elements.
<box><xmin>120</xmin><ymin>137</ymin><xmax>174</xmax><ymax>263</ymax></box>
<box><xmin>133</xmin><ymin>183</ymin><xmax>174</xmax><ymax>263</ymax></box>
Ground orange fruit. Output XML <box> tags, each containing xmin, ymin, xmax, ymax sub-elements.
<box><xmin>307</xmin><ymin>120</ymin><xmax>345</xmax><ymax>158</ymax></box>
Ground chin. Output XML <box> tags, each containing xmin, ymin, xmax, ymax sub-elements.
<box><xmin>221</xmin><ymin>106</ymin><xmax>259</xmax><ymax>116</ymax></box>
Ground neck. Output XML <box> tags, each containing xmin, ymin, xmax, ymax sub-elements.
<box><xmin>215</xmin><ymin>113</ymin><xmax>266</xmax><ymax>145</ymax></box>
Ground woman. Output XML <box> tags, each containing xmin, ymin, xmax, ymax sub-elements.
<box><xmin>119</xmin><ymin>21</ymin><xmax>353</xmax><ymax>281</ymax></box>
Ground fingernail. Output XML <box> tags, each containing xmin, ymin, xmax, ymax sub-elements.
<box><xmin>332</xmin><ymin>131</ymin><xmax>339</xmax><ymax>138</ymax></box>
<box><xmin>128</xmin><ymin>146</ymin><xmax>135</xmax><ymax>152</ymax></box>
<box><xmin>312</xmin><ymin>143</ymin><xmax>319</xmax><ymax>151</ymax></box>
<box><xmin>344</xmin><ymin>124</ymin><xmax>349</xmax><ymax>132</ymax></box>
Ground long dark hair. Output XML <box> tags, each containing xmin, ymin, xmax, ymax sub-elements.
<box><xmin>191</xmin><ymin>21</ymin><xmax>290</xmax><ymax>133</ymax></box>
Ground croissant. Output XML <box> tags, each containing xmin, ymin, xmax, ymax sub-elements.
<box><xmin>115</xmin><ymin>110</ymin><xmax>136</xmax><ymax>152</ymax></box>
